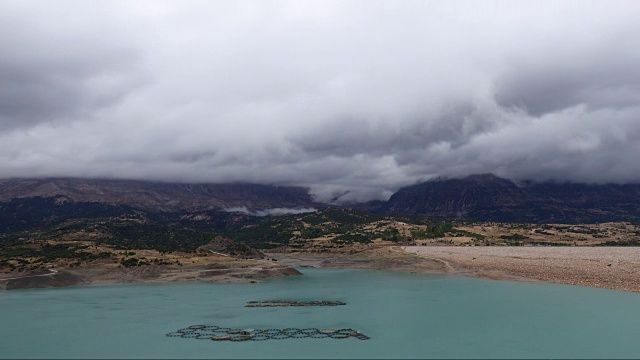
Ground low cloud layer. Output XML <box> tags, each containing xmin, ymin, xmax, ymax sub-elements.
<box><xmin>224</xmin><ymin>206</ymin><xmax>317</xmax><ymax>217</ymax></box>
<box><xmin>2</xmin><ymin>1</ymin><xmax>640</xmax><ymax>203</ymax></box>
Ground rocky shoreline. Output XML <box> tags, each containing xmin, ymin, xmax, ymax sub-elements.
<box><xmin>0</xmin><ymin>259</ymin><xmax>301</xmax><ymax>290</ymax></box>
<box><xmin>5</xmin><ymin>245</ymin><xmax>640</xmax><ymax>293</ymax></box>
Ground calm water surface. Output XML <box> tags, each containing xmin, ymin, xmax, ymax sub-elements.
<box><xmin>1</xmin><ymin>268</ymin><xmax>640</xmax><ymax>359</ymax></box>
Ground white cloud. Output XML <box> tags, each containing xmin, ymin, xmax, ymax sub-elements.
<box><xmin>223</xmin><ymin>206</ymin><xmax>317</xmax><ymax>216</ymax></box>
<box><xmin>2</xmin><ymin>1</ymin><xmax>640</xmax><ymax>202</ymax></box>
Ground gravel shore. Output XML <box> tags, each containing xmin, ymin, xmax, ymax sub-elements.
<box><xmin>402</xmin><ymin>246</ymin><xmax>640</xmax><ymax>293</ymax></box>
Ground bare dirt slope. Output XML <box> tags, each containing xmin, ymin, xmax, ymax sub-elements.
<box><xmin>0</xmin><ymin>258</ymin><xmax>300</xmax><ymax>290</ymax></box>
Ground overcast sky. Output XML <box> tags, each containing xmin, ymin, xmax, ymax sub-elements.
<box><xmin>2</xmin><ymin>1</ymin><xmax>640</xmax><ymax>203</ymax></box>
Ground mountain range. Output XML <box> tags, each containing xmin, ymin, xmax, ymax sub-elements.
<box><xmin>0</xmin><ymin>178</ymin><xmax>319</xmax><ymax>212</ymax></box>
<box><xmin>1</xmin><ymin>175</ymin><xmax>640</xmax><ymax>223</ymax></box>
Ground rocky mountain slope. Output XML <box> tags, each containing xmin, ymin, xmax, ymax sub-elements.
<box><xmin>0</xmin><ymin>178</ymin><xmax>320</xmax><ymax>212</ymax></box>
<box><xmin>380</xmin><ymin>174</ymin><xmax>640</xmax><ymax>223</ymax></box>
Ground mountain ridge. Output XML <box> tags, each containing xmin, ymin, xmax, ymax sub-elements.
<box><xmin>0</xmin><ymin>178</ymin><xmax>321</xmax><ymax>212</ymax></box>
<box><xmin>2</xmin><ymin>175</ymin><xmax>640</xmax><ymax>223</ymax></box>
<box><xmin>379</xmin><ymin>174</ymin><xmax>640</xmax><ymax>223</ymax></box>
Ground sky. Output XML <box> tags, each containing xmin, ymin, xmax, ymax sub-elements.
<box><xmin>1</xmin><ymin>0</ymin><xmax>640</xmax><ymax>203</ymax></box>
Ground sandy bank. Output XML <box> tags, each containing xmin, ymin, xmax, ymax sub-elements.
<box><xmin>402</xmin><ymin>246</ymin><xmax>640</xmax><ymax>293</ymax></box>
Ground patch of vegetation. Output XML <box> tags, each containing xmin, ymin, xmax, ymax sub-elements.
<box><xmin>0</xmin><ymin>243</ymin><xmax>112</xmax><ymax>262</ymax></box>
<box><xmin>298</xmin><ymin>208</ymin><xmax>382</xmax><ymax>226</ymax></box>
<box><xmin>300</xmin><ymin>215</ymin><xmax>326</xmax><ymax>225</ymax></box>
<box><xmin>499</xmin><ymin>234</ymin><xmax>529</xmax><ymax>241</ymax></box>
<box><xmin>300</xmin><ymin>226</ymin><xmax>326</xmax><ymax>238</ymax></box>
<box><xmin>530</xmin><ymin>241</ymin><xmax>570</xmax><ymax>246</ymax></box>
<box><xmin>0</xmin><ymin>197</ymin><xmax>137</xmax><ymax>233</ymax></box>
<box><xmin>377</xmin><ymin>228</ymin><xmax>400</xmax><ymax>241</ymax></box>
<box><xmin>120</xmin><ymin>257</ymin><xmax>143</xmax><ymax>267</ymax></box>
<box><xmin>410</xmin><ymin>223</ymin><xmax>453</xmax><ymax>239</ymax></box>
<box><xmin>97</xmin><ymin>222</ymin><xmax>218</xmax><ymax>252</ymax></box>
<box><xmin>596</xmin><ymin>240</ymin><xmax>640</xmax><ymax>246</ymax></box>
<box><xmin>229</xmin><ymin>222</ymin><xmax>293</xmax><ymax>248</ymax></box>
<box><xmin>453</xmin><ymin>230</ymin><xmax>486</xmax><ymax>240</ymax></box>
<box><xmin>567</xmin><ymin>227</ymin><xmax>598</xmax><ymax>234</ymax></box>
<box><xmin>332</xmin><ymin>233</ymin><xmax>372</xmax><ymax>244</ymax></box>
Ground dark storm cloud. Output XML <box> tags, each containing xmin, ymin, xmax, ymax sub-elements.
<box><xmin>2</xmin><ymin>1</ymin><xmax>640</xmax><ymax>203</ymax></box>
<box><xmin>289</xmin><ymin>103</ymin><xmax>483</xmax><ymax>158</ymax></box>
<box><xmin>0</xmin><ymin>55</ymin><xmax>143</xmax><ymax>130</ymax></box>
<box><xmin>0</xmin><ymin>2</ymin><xmax>145</xmax><ymax>130</ymax></box>
<box><xmin>495</xmin><ymin>45</ymin><xmax>640</xmax><ymax>116</ymax></box>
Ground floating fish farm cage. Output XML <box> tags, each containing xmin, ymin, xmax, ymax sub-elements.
<box><xmin>245</xmin><ymin>299</ymin><xmax>347</xmax><ymax>307</ymax></box>
<box><xmin>166</xmin><ymin>325</ymin><xmax>370</xmax><ymax>341</ymax></box>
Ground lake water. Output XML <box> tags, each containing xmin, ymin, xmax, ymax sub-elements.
<box><xmin>2</xmin><ymin>268</ymin><xmax>640</xmax><ymax>359</ymax></box>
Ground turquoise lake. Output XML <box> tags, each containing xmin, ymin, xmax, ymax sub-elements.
<box><xmin>2</xmin><ymin>268</ymin><xmax>640</xmax><ymax>359</ymax></box>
